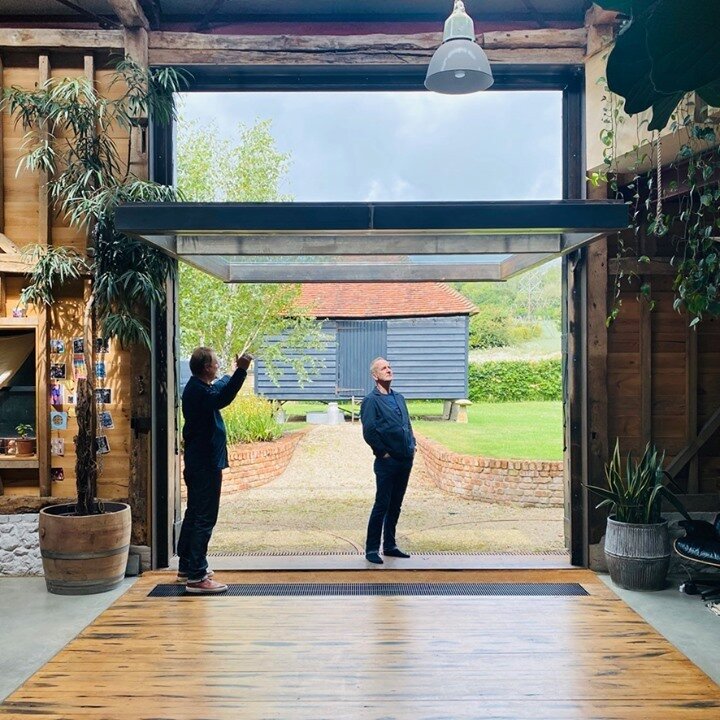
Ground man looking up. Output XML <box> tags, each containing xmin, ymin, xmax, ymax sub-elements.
<box><xmin>178</xmin><ymin>347</ymin><xmax>253</xmax><ymax>593</ymax></box>
<box><xmin>360</xmin><ymin>357</ymin><xmax>416</xmax><ymax>565</ymax></box>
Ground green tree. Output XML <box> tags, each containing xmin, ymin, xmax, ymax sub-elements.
<box><xmin>176</xmin><ymin>117</ymin><xmax>328</xmax><ymax>381</ymax></box>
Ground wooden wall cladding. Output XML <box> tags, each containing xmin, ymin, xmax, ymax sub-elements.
<box><xmin>1</xmin><ymin>53</ymin><xmax>132</xmax><ymax>501</ymax></box>
<box><xmin>606</xmin><ymin>250</ymin><xmax>720</xmax><ymax>496</ymax></box>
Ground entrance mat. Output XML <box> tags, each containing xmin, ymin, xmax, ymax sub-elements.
<box><xmin>148</xmin><ymin>582</ymin><xmax>589</xmax><ymax>597</ymax></box>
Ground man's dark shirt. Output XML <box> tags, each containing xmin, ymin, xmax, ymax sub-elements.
<box><xmin>360</xmin><ymin>387</ymin><xmax>415</xmax><ymax>459</ymax></box>
<box><xmin>182</xmin><ymin>368</ymin><xmax>247</xmax><ymax>472</ymax></box>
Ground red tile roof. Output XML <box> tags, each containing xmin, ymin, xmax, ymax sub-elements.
<box><xmin>297</xmin><ymin>283</ymin><xmax>478</xmax><ymax>319</ymax></box>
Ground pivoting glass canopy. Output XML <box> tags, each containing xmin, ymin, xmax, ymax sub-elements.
<box><xmin>115</xmin><ymin>200</ymin><xmax>627</xmax><ymax>283</ymax></box>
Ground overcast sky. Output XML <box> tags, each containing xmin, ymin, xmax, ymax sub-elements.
<box><xmin>177</xmin><ymin>90</ymin><xmax>563</xmax><ymax>202</ymax></box>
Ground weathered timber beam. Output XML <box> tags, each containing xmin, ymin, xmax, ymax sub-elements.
<box><xmin>0</xmin><ymin>233</ymin><xmax>18</xmax><ymax>254</ymax></box>
<box><xmin>666</xmin><ymin>405</ymin><xmax>720</xmax><ymax>480</ymax></box>
<box><xmin>0</xmin><ymin>29</ymin><xmax>124</xmax><ymax>48</ymax></box>
<box><xmin>0</xmin><ymin>27</ymin><xmax>586</xmax><ymax>56</ymax></box>
<box><xmin>149</xmin><ymin>47</ymin><xmax>585</xmax><ymax>66</ymax></box>
<box><xmin>150</xmin><ymin>29</ymin><xmax>587</xmax><ymax>52</ymax></box>
<box><xmin>107</xmin><ymin>0</ymin><xmax>149</xmax><ymax>30</ymax></box>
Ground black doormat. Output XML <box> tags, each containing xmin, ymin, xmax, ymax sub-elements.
<box><xmin>148</xmin><ymin>582</ymin><xmax>588</xmax><ymax>598</ymax></box>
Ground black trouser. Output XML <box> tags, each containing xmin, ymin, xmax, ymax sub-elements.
<box><xmin>177</xmin><ymin>468</ymin><xmax>223</xmax><ymax>582</ymax></box>
<box><xmin>365</xmin><ymin>456</ymin><xmax>413</xmax><ymax>554</ymax></box>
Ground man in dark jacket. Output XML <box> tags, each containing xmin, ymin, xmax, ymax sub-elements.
<box><xmin>178</xmin><ymin>346</ymin><xmax>253</xmax><ymax>593</ymax></box>
<box><xmin>360</xmin><ymin>357</ymin><xmax>416</xmax><ymax>565</ymax></box>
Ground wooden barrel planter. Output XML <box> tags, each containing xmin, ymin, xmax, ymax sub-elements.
<box><xmin>39</xmin><ymin>502</ymin><xmax>131</xmax><ymax>595</ymax></box>
<box><xmin>604</xmin><ymin>517</ymin><xmax>671</xmax><ymax>591</ymax></box>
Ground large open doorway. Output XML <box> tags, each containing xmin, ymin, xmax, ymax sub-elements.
<box><xmin>116</xmin><ymin>65</ymin><xmax>626</xmax><ymax>568</ymax></box>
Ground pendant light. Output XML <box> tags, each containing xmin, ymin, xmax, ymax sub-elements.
<box><xmin>424</xmin><ymin>1</ymin><xmax>494</xmax><ymax>94</ymax></box>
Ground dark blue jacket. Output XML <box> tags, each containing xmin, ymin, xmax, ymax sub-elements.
<box><xmin>360</xmin><ymin>387</ymin><xmax>415</xmax><ymax>460</ymax></box>
<box><xmin>182</xmin><ymin>368</ymin><xmax>247</xmax><ymax>472</ymax></box>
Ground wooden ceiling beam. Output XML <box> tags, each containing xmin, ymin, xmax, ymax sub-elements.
<box><xmin>0</xmin><ymin>27</ymin><xmax>586</xmax><ymax>56</ymax></box>
<box><xmin>106</xmin><ymin>0</ymin><xmax>150</xmax><ymax>30</ymax></box>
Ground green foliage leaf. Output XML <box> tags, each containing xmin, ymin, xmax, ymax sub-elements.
<box><xmin>647</xmin><ymin>0</ymin><xmax>720</xmax><ymax>94</ymax></box>
<box><xmin>697</xmin><ymin>80</ymin><xmax>720</xmax><ymax>108</ymax></box>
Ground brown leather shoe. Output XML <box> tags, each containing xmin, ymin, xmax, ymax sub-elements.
<box><xmin>185</xmin><ymin>578</ymin><xmax>228</xmax><ymax>594</ymax></box>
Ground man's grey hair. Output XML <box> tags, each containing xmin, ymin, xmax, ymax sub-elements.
<box><xmin>370</xmin><ymin>357</ymin><xmax>387</xmax><ymax>376</ymax></box>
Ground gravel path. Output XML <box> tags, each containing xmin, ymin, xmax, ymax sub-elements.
<box><xmin>211</xmin><ymin>424</ymin><xmax>565</xmax><ymax>555</ymax></box>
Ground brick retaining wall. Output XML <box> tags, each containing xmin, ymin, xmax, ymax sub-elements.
<box><xmin>182</xmin><ymin>430</ymin><xmax>308</xmax><ymax>498</ymax></box>
<box><xmin>416</xmin><ymin>433</ymin><xmax>564</xmax><ymax>507</ymax></box>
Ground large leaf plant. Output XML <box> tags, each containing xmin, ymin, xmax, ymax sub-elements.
<box><xmin>3</xmin><ymin>60</ymin><xmax>188</xmax><ymax>514</ymax></box>
<box><xmin>587</xmin><ymin>439</ymin><xmax>691</xmax><ymax>524</ymax></box>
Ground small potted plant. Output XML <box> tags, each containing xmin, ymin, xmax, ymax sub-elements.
<box><xmin>587</xmin><ymin>439</ymin><xmax>691</xmax><ymax>591</ymax></box>
<box><xmin>15</xmin><ymin>423</ymin><xmax>36</xmax><ymax>456</ymax></box>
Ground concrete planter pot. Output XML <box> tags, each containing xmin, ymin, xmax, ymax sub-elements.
<box><xmin>39</xmin><ymin>502</ymin><xmax>131</xmax><ymax>595</ymax></box>
<box><xmin>604</xmin><ymin>516</ymin><xmax>671</xmax><ymax>591</ymax></box>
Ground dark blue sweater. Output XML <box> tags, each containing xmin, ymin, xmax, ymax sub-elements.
<box><xmin>360</xmin><ymin>387</ymin><xmax>415</xmax><ymax>459</ymax></box>
<box><xmin>182</xmin><ymin>368</ymin><xmax>247</xmax><ymax>472</ymax></box>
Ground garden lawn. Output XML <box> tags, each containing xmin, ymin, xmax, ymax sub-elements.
<box><xmin>412</xmin><ymin>400</ymin><xmax>562</xmax><ymax>461</ymax></box>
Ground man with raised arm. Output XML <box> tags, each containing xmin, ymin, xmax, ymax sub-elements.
<box><xmin>178</xmin><ymin>347</ymin><xmax>253</xmax><ymax>593</ymax></box>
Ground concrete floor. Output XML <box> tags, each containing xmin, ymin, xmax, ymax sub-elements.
<box><xmin>0</xmin><ymin>570</ymin><xmax>717</xmax><ymax>704</ymax></box>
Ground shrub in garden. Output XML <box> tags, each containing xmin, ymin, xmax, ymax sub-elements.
<box><xmin>468</xmin><ymin>305</ymin><xmax>513</xmax><ymax>349</ymax></box>
<box><xmin>468</xmin><ymin>360</ymin><xmax>561</xmax><ymax>403</ymax></box>
<box><xmin>224</xmin><ymin>395</ymin><xmax>283</xmax><ymax>444</ymax></box>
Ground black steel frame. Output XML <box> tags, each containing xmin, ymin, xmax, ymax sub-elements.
<box><xmin>150</xmin><ymin>63</ymin><xmax>587</xmax><ymax>568</ymax></box>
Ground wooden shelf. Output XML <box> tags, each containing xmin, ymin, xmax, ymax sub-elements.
<box><xmin>0</xmin><ymin>317</ymin><xmax>38</xmax><ymax>327</ymax></box>
<box><xmin>0</xmin><ymin>456</ymin><xmax>39</xmax><ymax>469</ymax></box>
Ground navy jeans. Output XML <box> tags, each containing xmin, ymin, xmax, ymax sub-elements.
<box><xmin>177</xmin><ymin>468</ymin><xmax>223</xmax><ymax>582</ymax></box>
<box><xmin>365</xmin><ymin>456</ymin><xmax>413</xmax><ymax>554</ymax></box>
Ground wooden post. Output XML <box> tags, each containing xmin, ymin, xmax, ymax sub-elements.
<box><xmin>685</xmin><ymin>320</ymin><xmax>699</xmax><ymax>493</ymax></box>
<box><xmin>639</xmin><ymin>296</ymin><xmax>652</xmax><ymax>447</ymax></box>
<box><xmin>123</xmin><ymin>26</ymin><xmax>152</xmax><ymax>546</ymax></box>
<box><xmin>37</xmin><ymin>55</ymin><xmax>51</xmax><ymax>497</ymax></box>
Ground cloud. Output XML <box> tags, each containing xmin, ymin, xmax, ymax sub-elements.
<box><xmin>178</xmin><ymin>90</ymin><xmax>563</xmax><ymax>202</ymax></box>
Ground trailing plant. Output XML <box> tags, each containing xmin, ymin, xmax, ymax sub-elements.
<box><xmin>3</xmin><ymin>59</ymin><xmax>189</xmax><ymax>515</ymax></box>
<box><xmin>595</xmin><ymin>73</ymin><xmax>720</xmax><ymax>325</ymax></box>
<box><xmin>587</xmin><ymin>439</ymin><xmax>691</xmax><ymax>524</ymax></box>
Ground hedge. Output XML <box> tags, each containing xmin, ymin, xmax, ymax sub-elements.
<box><xmin>468</xmin><ymin>360</ymin><xmax>562</xmax><ymax>403</ymax></box>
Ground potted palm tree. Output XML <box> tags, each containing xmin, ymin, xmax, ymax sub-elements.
<box><xmin>3</xmin><ymin>59</ymin><xmax>188</xmax><ymax>594</ymax></box>
<box><xmin>588</xmin><ymin>439</ymin><xmax>691</xmax><ymax>591</ymax></box>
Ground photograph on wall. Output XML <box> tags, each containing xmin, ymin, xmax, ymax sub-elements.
<box><xmin>96</xmin><ymin>435</ymin><xmax>110</xmax><ymax>455</ymax></box>
<box><xmin>72</xmin><ymin>338</ymin><xmax>84</xmax><ymax>354</ymax></box>
<box><xmin>99</xmin><ymin>410</ymin><xmax>114</xmax><ymax>430</ymax></box>
<box><xmin>95</xmin><ymin>361</ymin><xmax>106</xmax><ymax>380</ymax></box>
<box><xmin>50</xmin><ymin>410</ymin><xmax>69</xmax><ymax>431</ymax></box>
<box><xmin>49</xmin><ymin>381</ymin><xmax>64</xmax><ymax>407</ymax></box>
<box><xmin>50</xmin><ymin>363</ymin><xmax>67</xmax><ymax>380</ymax></box>
<box><xmin>94</xmin><ymin>337</ymin><xmax>110</xmax><ymax>353</ymax></box>
<box><xmin>73</xmin><ymin>355</ymin><xmax>87</xmax><ymax>380</ymax></box>
<box><xmin>50</xmin><ymin>438</ymin><xmax>65</xmax><ymax>457</ymax></box>
<box><xmin>95</xmin><ymin>388</ymin><xmax>111</xmax><ymax>404</ymax></box>
<box><xmin>50</xmin><ymin>467</ymin><xmax>65</xmax><ymax>482</ymax></box>
<box><xmin>50</xmin><ymin>339</ymin><xmax>65</xmax><ymax>353</ymax></box>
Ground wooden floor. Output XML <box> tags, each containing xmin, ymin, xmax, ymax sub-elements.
<box><xmin>2</xmin><ymin>569</ymin><xmax>719</xmax><ymax>719</ymax></box>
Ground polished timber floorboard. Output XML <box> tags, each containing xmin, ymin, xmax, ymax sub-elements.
<box><xmin>2</xmin><ymin>569</ymin><xmax>719</xmax><ymax>719</ymax></box>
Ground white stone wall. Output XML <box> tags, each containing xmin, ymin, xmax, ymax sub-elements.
<box><xmin>0</xmin><ymin>514</ymin><xmax>43</xmax><ymax>576</ymax></box>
